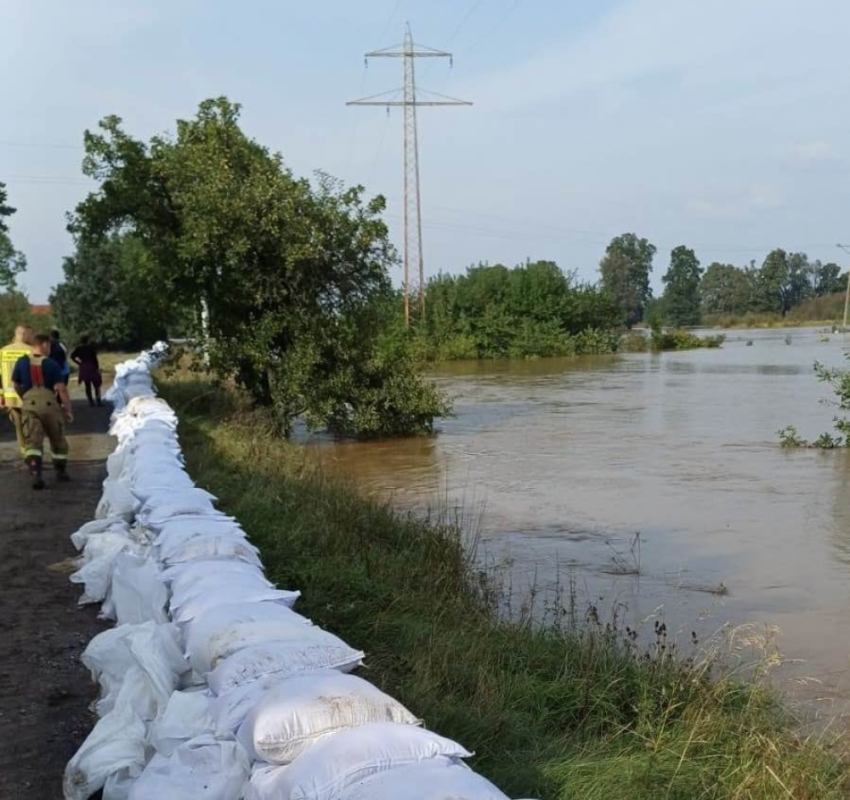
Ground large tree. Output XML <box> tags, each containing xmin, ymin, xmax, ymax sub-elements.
<box><xmin>67</xmin><ymin>97</ymin><xmax>446</xmax><ymax>436</ymax></box>
<box><xmin>51</xmin><ymin>234</ymin><xmax>178</xmax><ymax>348</ymax></box>
<box><xmin>662</xmin><ymin>245</ymin><xmax>702</xmax><ymax>326</ymax></box>
<box><xmin>699</xmin><ymin>263</ymin><xmax>752</xmax><ymax>316</ymax></box>
<box><xmin>812</xmin><ymin>261</ymin><xmax>844</xmax><ymax>296</ymax></box>
<box><xmin>599</xmin><ymin>233</ymin><xmax>656</xmax><ymax>327</ymax></box>
<box><xmin>0</xmin><ymin>182</ymin><xmax>26</xmax><ymax>291</ymax></box>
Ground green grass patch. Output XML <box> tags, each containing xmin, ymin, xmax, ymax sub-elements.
<box><xmin>159</xmin><ymin>374</ymin><xmax>849</xmax><ymax>800</ymax></box>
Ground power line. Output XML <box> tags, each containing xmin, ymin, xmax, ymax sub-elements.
<box><xmin>348</xmin><ymin>23</ymin><xmax>471</xmax><ymax>327</ymax></box>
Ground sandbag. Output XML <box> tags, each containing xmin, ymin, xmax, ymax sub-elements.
<box><xmin>236</xmin><ymin>672</ymin><xmax>419</xmax><ymax>764</ymax></box>
<box><xmin>71</xmin><ymin>532</ymin><xmax>147</xmax><ymax>605</ymax></box>
<box><xmin>163</xmin><ymin>557</ymin><xmax>268</xmax><ymax>591</ymax></box>
<box><xmin>207</xmin><ymin>635</ymin><xmax>363</xmax><ymax>695</ymax></box>
<box><xmin>96</xmin><ymin>481</ymin><xmax>139</xmax><ymax>521</ymax></box>
<box><xmin>245</xmin><ymin>722</ymin><xmax>472</xmax><ymax>800</ymax></box>
<box><xmin>184</xmin><ymin>601</ymin><xmax>312</xmax><ymax>674</ymax></box>
<box><xmin>161</xmin><ymin>532</ymin><xmax>262</xmax><ymax>568</ymax></box>
<box><xmin>63</xmin><ymin>707</ymin><xmax>147</xmax><ymax>800</ymax></box>
<box><xmin>149</xmin><ymin>690</ymin><xmax>214</xmax><ymax>757</ymax></box>
<box><xmin>209</xmin><ymin>674</ymin><xmax>289</xmax><ymax>736</ymax></box>
<box><xmin>330</xmin><ymin>757</ymin><xmax>510</xmax><ymax>800</ymax></box>
<box><xmin>173</xmin><ymin>587</ymin><xmax>300</xmax><ymax>624</ymax></box>
<box><xmin>106</xmin><ymin>553</ymin><xmax>168</xmax><ymax>625</ymax></box>
<box><xmin>70</xmin><ymin>517</ymin><xmax>130</xmax><ymax>552</ymax></box>
<box><xmin>82</xmin><ymin>622</ymin><xmax>187</xmax><ymax>718</ymax></box>
<box><xmin>127</xmin><ymin>735</ymin><xmax>250</xmax><ymax>800</ymax></box>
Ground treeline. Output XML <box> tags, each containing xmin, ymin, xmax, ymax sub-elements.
<box><xmin>411</xmin><ymin>261</ymin><xmax>621</xmax><ymax>359</ymax></box>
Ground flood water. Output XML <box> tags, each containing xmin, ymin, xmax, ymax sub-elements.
<box><xmin>305</xmin><ymin>327</ymin><xmax>850</xmax><ymax>724</ymax></box>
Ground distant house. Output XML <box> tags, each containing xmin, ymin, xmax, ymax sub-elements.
<box><xmin>30</xmin><ymin>304</ymin><xmax>51</xmax><ymax>316</ymax></box>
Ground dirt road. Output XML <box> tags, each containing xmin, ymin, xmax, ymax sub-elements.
<box><xmin>0</xmin><ymin>395</ymin><xmax>114</xmax><ymax>799</ymax></box>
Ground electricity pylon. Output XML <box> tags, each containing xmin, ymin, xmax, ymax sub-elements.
<box><xmin>348</xmin><ymin>23</ymin><xmax>471</xmax><ymax>327</ymax></box>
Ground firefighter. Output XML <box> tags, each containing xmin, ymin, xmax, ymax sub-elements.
<box><xmin>0</xmin><ymin>324</ymin><xmax>34</xmax><ymax>454</ymax></box>
<box><xmin>12</xmin><ymin>332</ymin><xmax>74</xmax><ymax>489</ymax></box>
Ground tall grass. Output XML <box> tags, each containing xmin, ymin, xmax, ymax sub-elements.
<box><xmin>159</xmin><ymin>374</ymin><xmax>849</xmax><ymax>800</ymax></box>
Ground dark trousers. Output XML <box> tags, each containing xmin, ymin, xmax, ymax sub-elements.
<box><xmin>83</xmin><ymin>380</ymin><xmax>102</xmax><ymax>405</ymax></box>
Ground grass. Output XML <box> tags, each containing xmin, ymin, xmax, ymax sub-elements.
<box><xmin>158</xmin><ymin>373</ymin><xmax>850</xmax><ymax>800</ymax></box>
<box><xmin>704</xmin><ymin>292</ymin><xmax>848</xmax><ymax>329</ymax></box>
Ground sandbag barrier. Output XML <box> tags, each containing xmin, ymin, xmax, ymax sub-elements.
<box><xmin>62</xmin><ymin>345</ymin><xmax>534</xmax><ymax>800</ymax></box>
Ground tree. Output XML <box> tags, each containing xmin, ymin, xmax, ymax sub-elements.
<box><xmin>0</xmin><ymin>182</ymin><xmax>26</xmax><ymax>291</ymax></box>
<box><xmin>785</xmin><ymin>252</ymin><xmax>813</xmax><ymax>309</ymax></box>
<box><xmin>812</xmin><ymin>261</ymin><xmax>844</xmax><ymax>296</ymax></box>
<box><xmin>699</xmin><ymin>263</ymin><xmax>752</xmax><ymax>316</ymax></box>
<box><xmin>662</xmin><ymin>245</ymin><xmax>702</xmax><ymax>326</ymax></box>
<box><xmin>51</xmin><ymin>234</ymin><xmax>179</xmax><ymax>347</ymax></box>
<box><xmin>754</xmin><ymin>248</ymin><xmax>790</xmax><ymax>314</ymax></box>
<box><xmin>599</xmin><ymin>233</ymin><xmax>656</xmax><ymax>327</ymax></box>
<box><xmin>68</xmin><ymin>97</ymin><xmax>447</xmax><ymax>436</ymax></box>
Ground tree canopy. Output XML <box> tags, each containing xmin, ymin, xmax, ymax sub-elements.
<box><xmin>662</xmin><ymin>246</ymin><xmax>702</xmax><ymax>326</ymax></box>
<box><xmin>0</xmin><ymin>182</ymin><xmax>26</xmax><ymax>292</ymax></box>
<box><xmin>67</xmin><ymin>97</ymin><xmax>447</xmax><ymax>436</ymax></box>
<box><xmin>599</xmin><ymin>233</ymin><xmax>656</xmax><ymax>327</ymax></box>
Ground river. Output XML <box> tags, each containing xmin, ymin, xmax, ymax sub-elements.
<box><xmin>305</xmin><ymin>327</ymin><xmax>850</xmax><ymax>726</ymax></box>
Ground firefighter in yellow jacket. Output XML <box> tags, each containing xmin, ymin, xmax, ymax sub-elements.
<box><xmin>0</xmin><ymin>324</ymin><xmax>34</xmax><ymax>454</ymax></box>
<box><xmin>12</xmin><ymin>333</ymin><xmax>74</xmax><ymax>489</ymax></box>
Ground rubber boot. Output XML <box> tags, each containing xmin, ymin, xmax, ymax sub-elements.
<box><xmin>26</xmin><ymin>455</ymin><xmax>45</xmax><ymax>490</ymax></box>
<box><xmin>55</xmin><ymin>460</ymin><xmax>70</xmax><ymax>483</ymax></box>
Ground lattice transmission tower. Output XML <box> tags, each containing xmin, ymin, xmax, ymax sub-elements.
<box><xmin>348</xmin><ymin>23</ymin><xmax>471</xmax><ymax>326</ymax></box>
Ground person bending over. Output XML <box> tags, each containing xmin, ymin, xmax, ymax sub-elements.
<box><xmin>12</xmin><ymin>333</ymin><xmax>74</xmax><ymax>489</ymax></box>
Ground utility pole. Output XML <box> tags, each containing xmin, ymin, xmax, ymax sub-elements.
<box><xmin>348</xmin><ymin>23</ymin><xmax>471</xmax><ymax>327</ymax></box>
<box><xmin>836</xmin><ymin>244</ymin><xmax>850</xmax><ymax>332</ymax></box>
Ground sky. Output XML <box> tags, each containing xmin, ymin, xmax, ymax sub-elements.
<box><xmin>3</xmin><ymin>0</ymin><xmax>850</xmax><ymax>302</ymax></box>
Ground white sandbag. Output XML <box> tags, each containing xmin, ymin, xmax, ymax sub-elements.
<box><xmin>71</xmin><ymin>532</ymin><xmax>146</xmax><ymax>605</ymax></box>
<box><xmin>210</xmin><ymin>674</ymin><xmax>289</xmax><ymax>736</ymax></box>
<box><xmin>153</xmin><ymin>514</ymin><xmax>243</xmax><ymax>544</ymax></box>
<box><xmin>82</xmin><ymin>622</ymin><xmax>187</xmax><ymax>718</ymax></box>
<box><xmin>185</xmin><ymin>601</ymin><xmax>312</xmax><ymax>674</ymax></box>
<box><xmin>138</xmin><ymin>487</ymin><xmax>217</xmax><ymax>516</ymax></box>
<box><xmin>102</xmin><ymin>767</ymin><xmax>137</xmax><ymax>800</ymax></box>
<box><xmin>207</xmin><ymin>635</ymin><xmax>363</xmax><ymax>695</ymax></box>
<box><xmin>161</xmin><ymin>532</ymin><xmax>262</xmax><ymax>568</ymax></box>
<box><xmin>154</xmin><ymin>521</ymin><xmax>247</xmax><ymax>562</ymax></box>
<box><xmin>127</xmin><ymin>735</ymin><xmax>250</xmax><ymax>800</ymax></box>
<box><xmin>141</xmin><ymin>502</ymin><xmax>224</xmax><ymax>529</ymax></box>
<box><xmin>173</xmin><ymin>587</ymin><xmax>300</xmax><ymax>624</ymax></box>
<box><xmin>245</xmin><ymin>722</ymin><xmax>471</xmax><ymax>800</ymax></box>
<box><xmin>63</xmin><ymin>706</ymin><xmax>147</xmax><ymax>800</ymax></box>
<box><xmin>163</xmin><ymin>557</ymin><xmax>268</xmax><ymax>591</ymax></box>
<box><xmin>107</xmin><ymin>553</ymin><xmax>168</xmax><ymax>625</ymax></box>
<box><xmin>96</xmin><ymin>480</ymin><xmax>139</xmax><ymax>520</ymax></box>
<box><xmin>331</xmin><ymin>757</ymin><xmax>509</xmax><ymax>800</ymax></box>
<box><xmin>236</xmin><ymin>672</ymin><xmax>420</xmax><ymax>764</ymax></box>
<box><xmin>148</xmin><ymin>690</ymin><xmax>214</xmax><ymax>757</ymax></box>
<box><xmin>71</xmin><ymin>517</ymin><xmax>130</xmax><ymax>551</ymax></box>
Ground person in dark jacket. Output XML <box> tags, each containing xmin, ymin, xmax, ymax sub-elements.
<box><xmin>70</xmin><ymin>334</ymin><xmax>103</xmax><ymax>407</ymax></box>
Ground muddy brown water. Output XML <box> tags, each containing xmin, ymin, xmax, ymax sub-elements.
<box><xmin>305</xmin><ymin>327</ymin><xmax>850</xmax><ymax>726</ymax></box>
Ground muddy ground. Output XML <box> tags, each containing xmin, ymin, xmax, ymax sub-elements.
<box><xmin>0</xmin><ymin>393</ymin><xmax>114</xmax><ymax>799</ymax></box>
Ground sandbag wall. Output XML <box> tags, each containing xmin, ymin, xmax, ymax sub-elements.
<box><xmin>64</xmin><ymin>345</ymin><xmax>529</xmax><ymax>800</ymax></box>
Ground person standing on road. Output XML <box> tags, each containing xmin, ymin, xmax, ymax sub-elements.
<box><xmin>50</xmin><ymin>329</ymin><xmax>72</xmax><ymax>390</ymax></box>
<box><xmin>70</xmin><ymin>334</ymin><xmax>103</xmax><ymax>407</ymax></box>
<box><xmin>12</xmin><ymin>333</ymin><xmax>74</xmax><ymax>489</ymax></box>
<box><xmin>0</xmin><ymin>324</ymin><xmax>34</xmax><ymax>455</ymax></box>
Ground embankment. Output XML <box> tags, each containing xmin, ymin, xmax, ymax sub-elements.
<box><xmin>160</xmin><ymin>374</ymin><xmax>850</xmax><ymax>800</ymax></box>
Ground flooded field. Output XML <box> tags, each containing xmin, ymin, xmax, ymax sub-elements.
<box><xmin>305</xmin><ymin>327</ymin><xmax>850</xmax><ymax>723</ymax></box>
